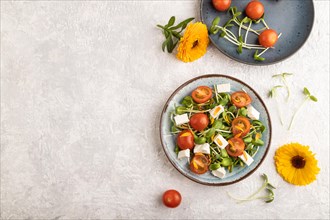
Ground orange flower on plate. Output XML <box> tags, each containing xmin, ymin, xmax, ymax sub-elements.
<box><xmin>176</xmin><ymin>22</ymin><xmax>209</xmax><ymax>63</ymax></box>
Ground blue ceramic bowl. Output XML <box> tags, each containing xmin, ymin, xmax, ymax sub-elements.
<box><xmin>200</xmin><ymin>0</ymin><xmax>314</xmax><ymax>65</ymax></box>
<box><xmin>160</xmin><ymin>75</ymin><xmax>272</xmax><ymax>185</ymax></box>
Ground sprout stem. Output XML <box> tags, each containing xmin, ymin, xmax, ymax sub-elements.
<box><xmin>233</xmin><ymin>19</ymin><xmax>260</xmax><ymax>35</ymax></box>
<box><xmin>288</xmin><ymin>97</ymin><xmax>308</xmax><ymax>130</ymax></box>
<box><xmin>261</xmin><ymin>19</ymin><xmax>270</xmax><ymax>29</ymax></box>
<box><xmin>245</xmin><ymin>21</ymin><xmax>252</xmax><ymax>44</ymax></box>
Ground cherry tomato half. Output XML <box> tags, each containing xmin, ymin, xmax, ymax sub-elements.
<box><xmin>258</xmin><ymin>29</ymin><xmax>278</xmax><ymax>48</ymax></box>
<box><xmin>191</xmin><ymin>86</ymin><xmax>213</xmax><ymax>104</ymax></box>
<box><xmin>231</xmin><ymin>91</ymin><xmax>252</xmax><ymax>108</ymax></box>
<box><xmin>232</xmin><ymin>116</ymin><xmax>251</xmax><ymax>138</ymax></box>
<box><xmin>162</xmin><ymin>189</ymin><xmax>182</xmax><ymax>208</ymax></box>
<box><xmin>225</xmin><ymin>137</ymin><xmax>245</xmax><ymax>157</ymax></box>
<box><xmin>190</xmin><ymin>153</ymin><xmax>209</xmax><ymax>174</ymax></box>
<box><xmin>212</xmin><ymin>0</ymin><xmax>232</xmax><ymax>12</ymax></box>
<box><xmin>189</xmin><ymin>113</ymin><xmax>209</xmax><ymax>131</ymax></box>
<box><xmin>245</xmin><ymin>0</ymin><xmax>264</xmax><ymax>20</ymax></box>
<box><xmin>177</xmin><ymin>130</ymin><xmax>194</xmax><ymax>150</ymax></box>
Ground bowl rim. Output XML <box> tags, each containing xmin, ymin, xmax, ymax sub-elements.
<box><xmin>159</xmin><ymin>74</ymin><xmax>272</xmax><ymax>186</ymax></box>
<box><xmin>199</xmin><ymin>0</ymin><xmax>315</xmax><ymax>66</ymax></box>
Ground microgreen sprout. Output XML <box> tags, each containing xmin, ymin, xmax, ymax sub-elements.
<box><xmin>288</xmin><ymin>87</ymin><xmax>318</xmax><ymax>130</ymax></box>
<box><xmin>227</xmin><ymin>173</ymin><xmax>276</xmax><ymax>203</ymax></box>
<box><xmin>157</xmin><ymin>16</ymin><xmax>194</xmax><ymax>53</ymax></box>
<box><xmin>209</xmin><ymin>7</ymin><xmax>282</xmax><ymax>61</ymax></box>
<box><xmin>272</xmin><ymin>73</ymin><xmax>293</xmax><ymax>101</ymax></box>
<box><xmin>268</xmin><ymin>85</ymin><xmax>284</xmax><ymax>125</ymax></box>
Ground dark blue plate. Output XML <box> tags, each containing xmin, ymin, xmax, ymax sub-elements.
<box><xmin>201</xmin><ymin>0</ymin><xmax>314</xmax><ymax>65</ymax></box>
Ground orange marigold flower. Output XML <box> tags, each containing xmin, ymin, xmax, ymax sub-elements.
<box><xmin>176</xmin><ymin>22</ymin><xmax>209</xmax><ymax>63</ymax></box>
<box><xmin>274</xmin><ymin>143</ymin><xmax>320</xmax><ymax>186</ymax></box>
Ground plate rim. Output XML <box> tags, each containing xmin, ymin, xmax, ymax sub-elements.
<box><xmin>159</xmin><ymin>74</ymin><xmax>272</xmax><ymax>186</ymax></box>
<box><xmin>199</xmin><ymin>0</ymin><xmax>315</xmax><ymax>66</ymax></box>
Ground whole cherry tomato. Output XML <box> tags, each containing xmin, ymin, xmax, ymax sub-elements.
<box><xmin>212</xmin><ymin>0</ymin><xmax>232</xmax><ymax>12</ymax></box>
<box><xmin>259</xmin><ymin>29</ymin><xmax>278</xmax><ymax>47</ymax></box>
<box><xmin>162</xmin><ymin>189</ymin><xmax>182</xmax><ymax>208</ymax></box>
<box><xmin>245</xmin><ymin>0</ymin><xmax>264</xmax><ymax>20</ymax></box>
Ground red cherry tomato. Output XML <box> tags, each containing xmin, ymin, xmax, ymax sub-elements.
<box><xmin>189</xmin><ymin>113</ymin><xmax>209</xmax><ymax>131</ymax></box>
<box><xmin>225</xmin><ymin>137</ymin><xmax>245</xmax><ymax>157</ymax></box>
<box><xmin>231</xmin><ymin>91</ymin><xmax>252</xmax><ymax>108</ymax></box>
<box><xmin>162</xmin><ymin>189</ymin><xmax>182</xmax><ymax>208</ymax></box>
<box><xmin>190</xmin><ymin>153</ymin><xmax>209</xmax><ymax>174</ymax></box>
<box><xmin>258</xmin><ymin>29</ymin><xmax>278</xmax><ymax>47</ymax></box>
<box><xmin>232</xmin><ymin>116</ymin><xmax>251</xmax><ymax>138</ymax></box>
<box><xmin>191</xmin><ymin>86</ymin><xmax>213</xmax><ymax>104</ymax></box>
<box><xmin>177</xmin><ymin>130</ymin><xmax>194</xmax><ymax>150</ymax></box>
<box><xmin>212</xmin><ymin>0</ymin><xmax>232</xmax><ymax>11</ymax></box>
<box><xmin>245</xmin><ymin>0</ymin><xmax>264</xmax><ymax>20</ymax></box>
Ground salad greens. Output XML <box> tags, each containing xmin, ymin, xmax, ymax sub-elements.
<box><xmin>170</xmin><ymin>85</ymin><xmax>266</xmax><ymax>174</ymax></box>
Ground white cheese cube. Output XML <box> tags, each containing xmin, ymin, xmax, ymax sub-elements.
<box><xmin>216</xmin><ymin>83</ymin><xmax>231</xmax><ymax>93</ymax></box>
<box><xmin>238</xmin><ymin>151</ymin><xmax>254</xmax><ymax>166</ymax></box>
<box><xmin>212</xmin><ymin>167</ymin><xmax>226</xmax><ymax>179</ymax></box>
<box><xmin>209</xmin><ymin>105</ymin><xmax>224</xmax><ymax>118</ymax></box>
<box><xmin>247</xmin><ymin>105</ymin><xmax>260</xmax><ymax>120</ymax></box>
<box><xmin>214</xmin><ymin>134</ymin><xmax>228</xmax><ymax>149</ymax></box>
<box><xmin>178</xmin><ymin>149</ymin><xmax>190</xmax><ymax>160</ymax></box>
<box><xmin>174</xmin><ymin>113</ymin><xmax>190</xmax><ymax>126</ymax></box>
<box><xmin>193</xmin><ymin>143</ymin><xmax>210</xmax><ymax>155</ymax></box>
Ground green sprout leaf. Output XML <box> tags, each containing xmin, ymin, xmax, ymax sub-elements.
<box><xmin>157</xmin><ymin>16</ymin><xmax>194</xmax><ymax>53</ymax></box>
<box><xmin>227</xmin><ymin>173</ymin><xmax>276</xmax><ymax>204</ymax></box>
<box><xmin>288</xmin><ymin>87</ymin><xmax>318</xmax><ymax>130</ymax></box>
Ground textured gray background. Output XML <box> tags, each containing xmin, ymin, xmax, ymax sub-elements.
<box><xmin>1</xmin><ymin>0</ymin><xmax>329</xmax><ymax>219</ymax></box>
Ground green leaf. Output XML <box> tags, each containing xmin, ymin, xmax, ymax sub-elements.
<box><xmin>205</xmin><ymin>128</ymin><xmax>216</xmax><ymax>138</ymax></box>
<box><xmin>220</xmin><ymin>31</ymin><xmax>226</xmax><ymax>38</ymax></box>
<box><xmin>310</xmin><ymin>95</ymin><xmax>318</xmax><ymax>102</ymax></box>
<box><xmin>303</xmin><ymin>87</ymin><xmax>311</xmax><ymax>96</ymax></box>
<box><xmin>169</xmin><ymin>17</ymin><xmax>194</xmax><ymax>30</ymax></box>
<box><xmin>254</xmin><ymin>53</ymin><xmax>265</xmax><ymax>61</ymax></box>
<box><xmin>243</xmin><ymin>136</ymin><xmax>252</xmax><ymax>143</ymax></box>
<box><xmin>209</xmin><ymin>163</ymin><xmax>221</xmax><ymax>170</ymax></box>
<box><xmin>167</xmin><ymin>37</ymin><xmax>174</xmax><ymax>53</ymax></box>
<box><xmin>194</xmin><ymin>137</ymin><xmax>206</xmax><ymax>145</ymax></box>
<box><xmin>238</xmin><ymin>35</ymin><xmax>243</xmax><ymax>42</ymax></box>
<box><xmin>252</xmin><ymin>139</ymin><xmax>264</xmax><ymax>146</ymax></box>
<box><xmin>212</xmin><ymin>17</ymin><xmax>220</xmax><ymax>26</ymax></box>
<box><xmin>181</xmin><ymin>96</ymin><xmax>194</xmax><ymax>107</ymax></box>
<box><xmin>283</xmin><ymin>73</ymin><xmax>293</xmax><ymax>77</ymax></box>
<box><xmin>168</xmin><ymin>16</ymin><xmax>175</xmax><ymax>27</ymax></box>
<box><xmin>221</xmin><ymin>149</ymin><xmax>229</xmax><ymax>158</ymax></box>
<box><xmin>175</xmin><ymin>145</ymin><xmax>180</xmax><ymax>154</ymax></box>
<box><xmin>212</xmin><ymin>120</ymin><xmax>223</xmax><ymax>129</ymax></box>
<box><xmin>175</xmin><ymin>106</ymin><xmax>188</xmax><ymax>115</ymax></box>
<box><xmin>220</xmin><ymin>158</ymin><xmax>232</xmax><ymax>166</ymax></box>
<box><xmin>172</xmin><ymin>31</ymin><xmax>181</xmax><ymax>39</ymax></box>
<box><xmin>234</xmin><ymin>12</ymin><xmax>242</xmax><ymax>17</ymax></box>
<box><xmin>237</xmin><ymin>43</ymin><xmax>243</xmax><ymax>54</ymax></box>
<box><xmin>156</xmin><ymin>24</ymin><xmax>165</xmax><ymax>29</ymax></box>
<box><xmin>171</xmin><ymin>125</ymin><xmax>180</xmax><ymax>133</ymax></box>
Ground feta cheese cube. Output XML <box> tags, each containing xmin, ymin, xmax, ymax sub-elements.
<box><xmin>174</xmin><ymin>113</ymin><xmax>190</xmax><ymax>126</ymax></box>
<box><xmin>247</xmin><ymin>105</ymin><xmax>260</xmax><ymax>120</ymax></box>
<box><xmin>212</xmin><ymin>167</ymin><xmax>226</xmax><ymax>179</ymax></box>
<box><xmin>193</xmin><ymin>143</ymin><xmax>210</xmax><ymax>155</ymax></box>
<box><xmin>216</xmin><ymin>83</ymin><xmax>231</xmax><ymax>93</ymax></box>
<box><xmin>238</xmin><ymin>151</ymin><xmax>254</xmax><ymax>166</ymax></box>
<box><xmin>178</xmin><ymin>149</ymin><xmax>190</xmax><ymax>160</ymax></box>
<box><xmin>214</xmin><ymin>134</ymin><xmax>229</xmax><ymax>149</ymax></box>
<box><xmin>209</xmin><ymin>105</ymin><xmax>224</xmax><ymax>118</ymax></box>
